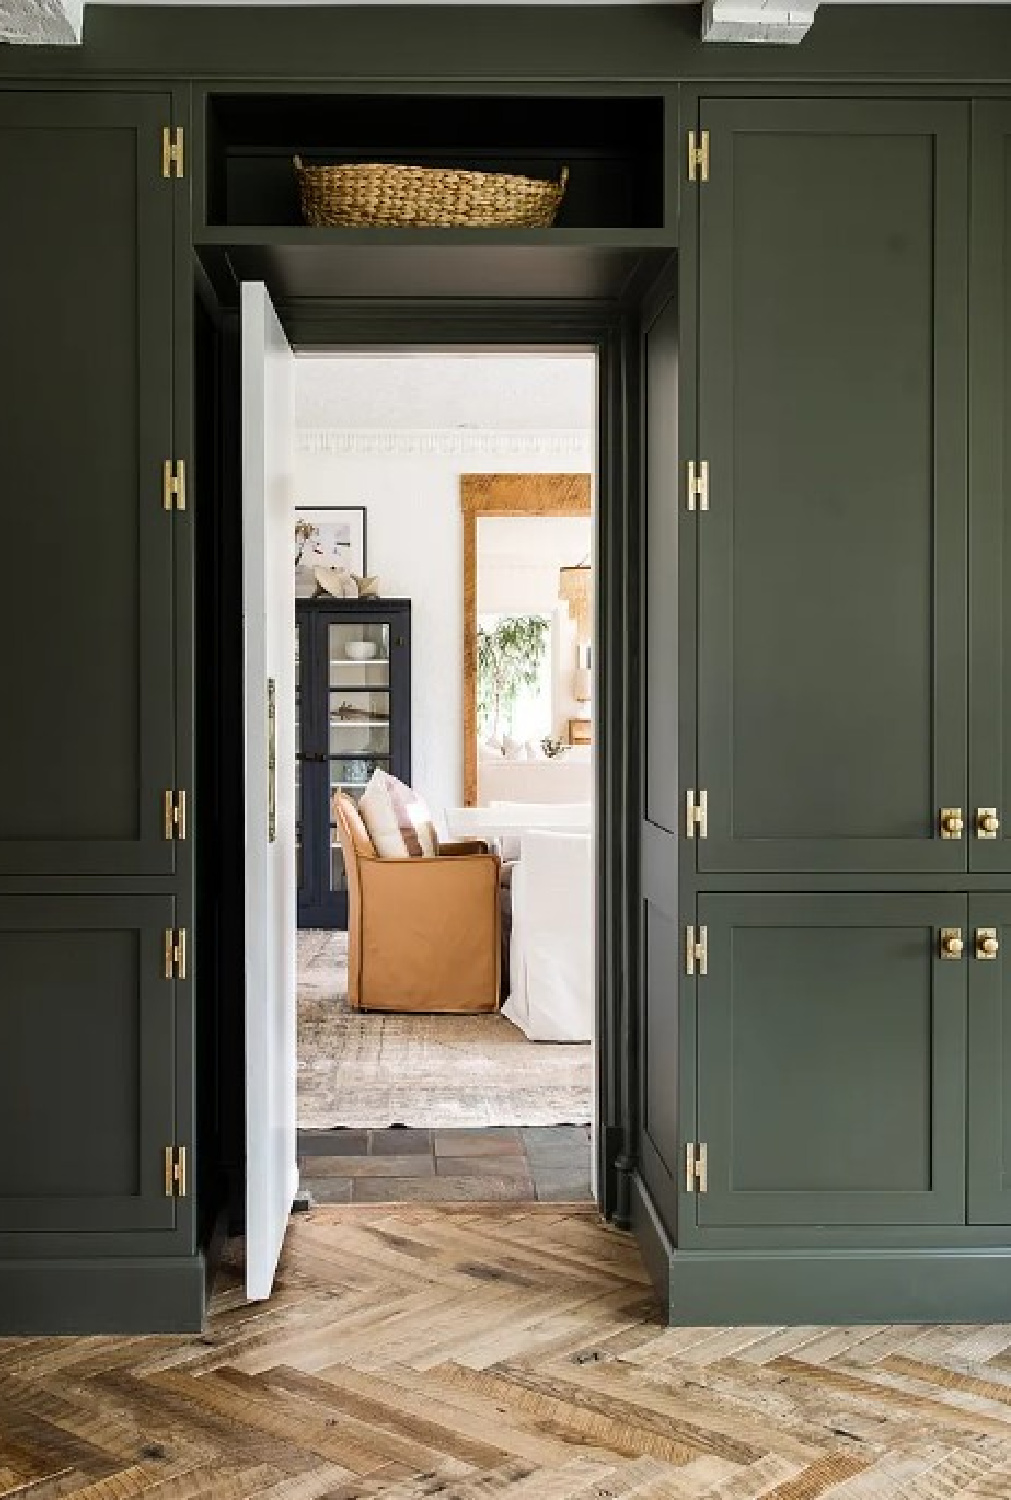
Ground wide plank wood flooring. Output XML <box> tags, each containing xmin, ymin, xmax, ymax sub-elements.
<box><xmin>5</xmin><ymin>1205</ymin><xmax>1011</xmax><ymax>1497</ymax></box>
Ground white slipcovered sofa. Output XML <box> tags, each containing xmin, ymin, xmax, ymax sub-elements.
<box><xmin>503</xmin><ymin>828</ymin><xmax>593</xmax><ymax>1043</ymax></box>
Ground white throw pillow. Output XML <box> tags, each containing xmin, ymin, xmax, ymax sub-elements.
<box><xmin>358</xmin><ymin>770</ymin><xmax>438</xmax><ymax>858</ymax></box>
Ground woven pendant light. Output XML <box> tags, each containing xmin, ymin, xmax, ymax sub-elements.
<box><xmin>559</xmin><ymin>559</ymin><xmax>592</xmax><ymax>641</ymax></box>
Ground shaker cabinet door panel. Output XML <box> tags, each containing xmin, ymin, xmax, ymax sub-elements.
<box><xmin>695</xmin><ymin>895</ymin><xmax>967</xmax><ymax>1230</ymax></box>
<box><xmin>696</xmin><ymin>100</ymin><xmax>969</xmax><ymax>874</ymax></box>
<box><xmin>0</xmin><ymin>92</ymin><xmax>175</xmax><ymax>877</ymax></box>
<box><xmin>970</xmin><ymin>105</ymin><xmax>1011</xmax><ymax>875</ymax></box>
<box><xmin>0</xmin><ymin>897</ymin><xmax>179</xmax><ymax>1236</ymax></box>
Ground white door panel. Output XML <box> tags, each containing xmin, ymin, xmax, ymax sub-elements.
<box><xmin>242</xmin><ymin>282</ymin><xmax>297</xmax><ymax>1302</ymax></box>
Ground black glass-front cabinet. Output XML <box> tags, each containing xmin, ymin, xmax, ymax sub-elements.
<box><xmin>296</xmin><ymin>599</ymin><xmax>412</xmax><ymax>929</ymax></box>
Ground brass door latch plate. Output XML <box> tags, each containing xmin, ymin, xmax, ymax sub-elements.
<box><xmin>940</xmin><ymin>808</ymin><xmax>964</xmax><ymax>840</ymax></box>
<box><xmin>940</xmin><ymin>927</ymin><xmax>964</xmax><ymax>960</ymax></box>
<box><xmin>976</xmin><ymin>927</ymin><xmax>1000</xmax><ymax>961</ymax></box>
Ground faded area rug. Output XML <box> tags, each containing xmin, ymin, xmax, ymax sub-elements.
<box><xmin>298</xmin><ymin>930</ymin><xmax>593</xmax><ymax>1129</ymax></box>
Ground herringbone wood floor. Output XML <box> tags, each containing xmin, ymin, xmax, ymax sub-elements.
<box><xmin>4</xmin><ymin>1205</ymin><xmax>1011</xmax><ymax>1497</ymax></box>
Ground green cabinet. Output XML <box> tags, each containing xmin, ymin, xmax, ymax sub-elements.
<box><xmin>693</xmin><ymin>895</ymin><xmax>968</xmax><ymax>1231</ymax></box>
<box><xmin>0</xmin><ymin>92</ymin><xmax>177</xmax><ymax>878</ymax></box>
<box><xmin>970</xmin><ymin>104</ymin><xmax>1011</xmax><ymax>875</ymax></box>
<box><xmin>695</xmin><ymin>100</ymin><xmax>969</xmax><ymax>875</ymax></box>
<box><xmin>0</xmin><ymin>897</ymin><xmax>182</xmax><ymax>1240</ymax></box>
<box><xmin>0</xmin><ymin>90</ymin><xmax>198</xmax><ymax>1329</ymax></box>
<box><xmin>639</xmin><ymin>95</ymin><xmax>1011</xmax><ymax>1315</ymax></box>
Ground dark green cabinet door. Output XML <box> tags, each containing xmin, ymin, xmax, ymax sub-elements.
<box><xmin>0</xmin><ymin>92</ymin><xmax>176</xmax><ymax>877</ymax></box>
<box><xmin>968</xmin><ymin>895</ymin><xmax>1011</xmax><ymax>1224</ymax></box>
<box><xmin>695</xmin><ymin>894</ymin><xmax>967</xmax><ymax>1230</ymax></box>
<box><xmin>696</xmin><ymin>101</ymin><xmax>969</xmax><ymax>875</ymax></box>
<box><xmin>970</xmin><ymin>106</ymin><xmax>1011</xmax><ymax>874</ymax></box>
<box><xmin>0</xmin><ymin>897</ymin><xmax>180</xmax><ymax>1236</ymax></box>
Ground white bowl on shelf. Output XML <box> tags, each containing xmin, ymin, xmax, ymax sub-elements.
<box><xmin>344</xmin><ymin>641</ymin><xmax>378</xmax><ymax>661</ymax></box>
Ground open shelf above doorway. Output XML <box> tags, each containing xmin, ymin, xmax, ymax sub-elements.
<box><xmin>203</xmin><ymin>92</ymin><xmax>668</xmax><ymax>232</ymax></box>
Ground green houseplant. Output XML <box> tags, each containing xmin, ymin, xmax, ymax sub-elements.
<box><xmin>477</xmin><ymin>615</ymin><xmax>550</xmax><ymax>740</ymax></box>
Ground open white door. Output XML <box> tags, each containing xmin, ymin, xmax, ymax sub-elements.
<box><xmin>241</xmin><ymin>282</ymin><xmax>298</xmax><ymax>1301</ymax></box>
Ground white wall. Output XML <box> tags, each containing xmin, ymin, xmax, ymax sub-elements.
<box><xmin>294</xmin><ymin>355</ymin><xmax>595</xmax><ymax>823</ymax></box>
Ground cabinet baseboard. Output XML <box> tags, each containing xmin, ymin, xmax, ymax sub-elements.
<box><xmin>631</xmin><ymin>1173</ymin><xmax>1011</xmax><ymax>1325</ymax></box>
<box><xmin>0</xmin><ymin>1255</ymin><xmax>206</xmax><ymax>1334</ymax></box>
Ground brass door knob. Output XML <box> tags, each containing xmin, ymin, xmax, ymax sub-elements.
<box><xmin>940</xmin><ymin>808</ymin><xmax>964</xmax><ymax>839</ymax></box>
<box><xmin>940</xmin><ymin>927</ymin><xmax>964</xmax><ymax>960</ymax></box>
<box><xmin>977</xmin><ymin>808</ymin><xmax>1001</xmax><ymax>839</ymax></box>
<box><xmin>976</xmin><ymin>928</ymin><xmax>1000</xmax><ymax>961</ymax></box>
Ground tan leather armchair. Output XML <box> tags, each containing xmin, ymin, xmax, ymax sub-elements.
<box><xmin>332</xmin><ymin>791</ymin><xmax>501</xmax><ymax>1013</ymax></box>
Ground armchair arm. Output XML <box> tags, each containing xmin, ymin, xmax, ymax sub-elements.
<box><xmin>438</xmin><ymin>838</ymin><xmax>491</xmax><ymax>857</ymax></box>
<box><xmin>355</xmin><ymin>852</ymin><xmax>501</xmax><ymax>1012</ymax></box>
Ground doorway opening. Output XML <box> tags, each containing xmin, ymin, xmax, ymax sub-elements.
<box><xmin>195</xmin><ymin>283</ymin><xmax>642</xmax><ymax>1303</ymax></box>
<box><xmin>291</xmin><ymin>350</ymin><xmax>599</xmax><ymax>1209</ymax></box>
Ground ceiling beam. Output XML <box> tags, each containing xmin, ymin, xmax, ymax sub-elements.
<box><xmin>0</xmin><ymin>0</ymin><xmax>83</xmax><ymax>44</ymax></box>
<box><xmin>701</xmin><ymin>1</ymin><xmax>819</xmax><ymax>44</ymax></box>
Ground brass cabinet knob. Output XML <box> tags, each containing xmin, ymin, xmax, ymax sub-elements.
<box><xmin>940</xmin><ymin>927</ymin><xmax>964</xmax><ymax>960</ymax></box>
<box><xmin>976</xmin><ymin>928</ymin><xmax>1000</xmax><ymax>961</ymax></box>
<box><xmin>940</xmin><ymin>808</ymin><xmax>964</xmax><ymax>839</ymax></box>
<box><xmin>976</xmin><ymin>808</ymin><xmax>1001</xmax><ymax>839</ymax></box>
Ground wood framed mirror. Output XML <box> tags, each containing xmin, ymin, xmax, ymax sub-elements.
<box><xmin>462</xmin><ymin>472</ymin><xmax>592</xmax><ymax>806</ymax></box>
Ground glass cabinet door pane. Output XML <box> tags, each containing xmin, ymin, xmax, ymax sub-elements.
<box><xmin>328</xmin><ymin>622</ymin><xmax>391</xmax><ymax>689</ymax></box>
<box><xmin>330</xmin><ymin>755</ymin><xmax>389</xmax><ymax>796</ymax></box>
<box><xmin>328</xmin><ymin>689</ymin><xmax>391</xmax><ymax>757</ymax></box>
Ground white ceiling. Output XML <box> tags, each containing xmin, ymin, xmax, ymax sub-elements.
<box><xmin>295</xmin><ymin>353</ymin><xmax>596</xmax><ymax>432</ymax></box>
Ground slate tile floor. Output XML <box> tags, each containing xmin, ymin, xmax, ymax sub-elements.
<box><xmin>298</xmin><ymin>1125</ymin><xmax>592</xmax><ymax>1204</ymax></box>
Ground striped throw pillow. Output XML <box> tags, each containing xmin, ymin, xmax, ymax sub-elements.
<box><xmin>358</xmin><ymin>770</ymin><xmax>438</xmax><ymax>858</ymax></box>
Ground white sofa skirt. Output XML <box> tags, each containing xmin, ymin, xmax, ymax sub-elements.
<box><xmin>503</xmin><ymin>829</ymin><xmax>593</xmax><ymax>1043</ymax></box>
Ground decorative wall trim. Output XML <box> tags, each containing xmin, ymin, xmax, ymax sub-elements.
<box><xmin>296</xmin><ymin>428</ymin><xmax>593</xmax><ymax>459</ymax></box>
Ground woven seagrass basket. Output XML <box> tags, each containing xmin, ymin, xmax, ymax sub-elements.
<box><xmin>293</xmin><ymin>157</ymin><xmax>569</xmax><ymax>229</ymax></box>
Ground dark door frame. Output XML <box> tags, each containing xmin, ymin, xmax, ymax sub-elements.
<box><xmin>201</xmin><ymin>291</ymin><xmax>647</xmax><ymax>1229</ymax></box>
<box><xmin>290</xmin><ymin>303</ymin><xmax>642</xmax><ymax>1223</ymax></box>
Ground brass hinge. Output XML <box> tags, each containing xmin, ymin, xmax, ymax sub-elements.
<box><xmin>686</xmin><ymin>788</ymin><xmax>708</xmax><ymax>840</ymax></box>
<box><xmin>685</xmin><ymin>1142</ymin><xmax>708</xmax><ymax>1194</ymax></box>
<box><xmin>686</xmin><ymin>924</ymin><xmax>708</xmax><ymax>976</ymax></box>
<box><xmin>164</xmin><ymin>1145</ymin><xmax>187</xmax><ymax>1198</ymax></box>
<box><xmin>164</xmin><ymin>927</ymin><xmax>187</xmax><ymax>981</ymax></box>
<box><xmin>688</xmin><ymin>129</ymin><xmax>710</xmax><ymax>184</ymax></box>
<box><xmin>163</xmin><ymin>789</ymin><xmax>187</xmax><ymax>842</ymax></box>
<box><xmin>687</xmin><ymin>459</ymin><xmax>710</xmax><ymax>513</ymax></box>
<box><xmin>163</xmin><ymin>459</ymin><xmax>186</xmax><ymax>513</ymax></box>
<box><xmin>162</xmin><ymin>125</ymin><xmax>184</xmax><ymax>179</ymax></box>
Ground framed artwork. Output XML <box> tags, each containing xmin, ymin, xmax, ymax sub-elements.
<box><xmin>294</xmin><ymin>507</ymin><xmax>367</xmax><ymax>579</ymax></box>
